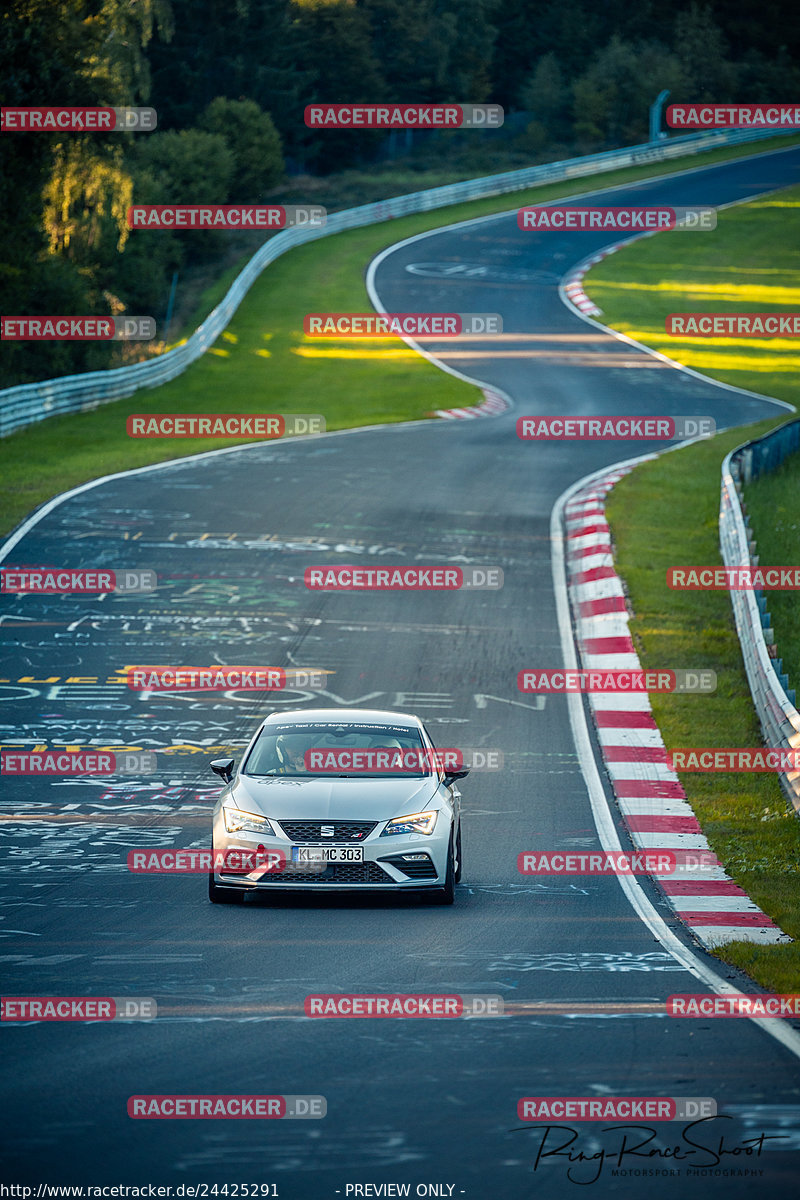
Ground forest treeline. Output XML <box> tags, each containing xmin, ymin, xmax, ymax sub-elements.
<box><xmin>2</xmin><ymin>0</ymin><xmax>799</xmax><ymax>386</ymax></box>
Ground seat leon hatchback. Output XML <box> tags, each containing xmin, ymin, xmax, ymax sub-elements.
<box><xmin>208</xmin><ymin>708</ymin><xmax>467</xmax><ymax>905</ymax></box>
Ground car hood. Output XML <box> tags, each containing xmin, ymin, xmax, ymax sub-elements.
<box><xmin>229</xmin><ymin>775</ymin><xmax>440</xmax><ymax>821</ymax></box>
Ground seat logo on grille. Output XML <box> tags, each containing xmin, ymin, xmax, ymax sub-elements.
<box><xmin>320</xmin><ymin>825</ymin><xmax>335</xmax><ymax>838</ymax></box>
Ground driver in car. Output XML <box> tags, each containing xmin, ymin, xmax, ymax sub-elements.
<box><xmin>275</xmin><ymin>733</ymin><xmax>309</xmax><ymax>774</ymax></box>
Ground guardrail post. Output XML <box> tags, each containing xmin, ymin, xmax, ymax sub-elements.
<box><xmin>649</xmin><ymin>90</ymin><xmax>670</xmax><ymax>142</ymax></box>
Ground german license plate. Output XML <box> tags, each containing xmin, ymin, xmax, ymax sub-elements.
<box><xmin>292</xmin><ymin>845</ymin><xmax>364</xmax><ymax>864</ymax></box>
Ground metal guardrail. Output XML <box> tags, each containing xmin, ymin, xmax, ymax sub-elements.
<box><xmin>720</xmin><ymin>420</ymin><xmax>800</xmax><ymax>815</ymax></box>
<box><xmin>1</xmin><ymin>124</ymin><xmax>797</xmax><ymax>438</ymax></box>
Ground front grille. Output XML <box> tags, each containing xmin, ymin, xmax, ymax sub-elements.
<box><xmin>278</xmin><ymin>819</ymin><xmax>377</xmax><ymax>843</ymax></box>
<box><xmin>259</xmin><ymin>861</ymin><xmax>391</xmax><ymax>884</ymax></box>
<box><xmin>380</xmin><ymin>854</ymin><xmax>438</xmax><ymax>880</ymax></box>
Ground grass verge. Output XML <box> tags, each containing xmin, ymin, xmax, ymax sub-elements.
<box><xmin>2</xmin><ymin>134</ymin><xmax>799</xmax><ymax>539</ymax></box>
<box><xmin>583</xmin><ymin>183</ymin><xmax>800</xmax><ymax>408</ymax></box>
<box><xmin>588</xmin><ymin>186</ymin><xmax>800</xmax><ymax>990</ymax></box>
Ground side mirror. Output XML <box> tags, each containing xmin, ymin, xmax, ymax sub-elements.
<box><xmin>444</xmin><ymin>768</ymin><xmax>470</xmax><ymax>785</ymax></box>
<box><xmin>210</xmin><ymin>758</ymin><xmax>234</xmax><ymax>783</ymax></box>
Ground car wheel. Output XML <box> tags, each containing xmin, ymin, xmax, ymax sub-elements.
<box><xmin>431</xmin><ymin>831</ymin><xmax>456</xmax><ymax>905</ymax></box>
<box><xmin>454</xmin><ymin>821</ymin><xmax>463</xmax><ymax>884</ymax></box>
<box><xmin>208</xmin><ymin>870</ymin><xmax>245</xmax><ymax>905</ymax></box>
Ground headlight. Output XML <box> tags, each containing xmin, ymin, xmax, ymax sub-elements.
<box><xmin>381</xmin><ymin>809</ymin><xmax>438</xmax><ymax>836</ymax></box>
<box><xmin>223</xmin><ymin>807</ymin><xmax>275</xmax><ymax>835</ymax></box>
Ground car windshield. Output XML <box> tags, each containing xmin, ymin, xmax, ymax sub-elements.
<box><xmin>243</xmin><ymin>721</ymin><xmax>431</xmax><ymax>778</ymax></box>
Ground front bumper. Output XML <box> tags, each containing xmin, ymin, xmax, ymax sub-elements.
<box><xmin>211</xmin><ymin>808</ymin><xmax>450</xmax><ymax>892</ymax></box>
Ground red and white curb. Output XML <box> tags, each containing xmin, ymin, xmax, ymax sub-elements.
<box><xmin>435</xmin><ymin>388</ymin><xmax>511</xmax><ymax>420</ymax></box>
<box><xmin>562</xmin><ymin>236</ymin><xmax>650</xmax><ymax>319</ymax></box>
<box><xmin>565</xmin><ymin>467</ymin><xmax>790</xmax><ymax>949</ymax></box>
<box><xmin>562</xmin><ymin>246</ymin><xmax>621</xmax><ymax>317</ymax></box>
<box><xmin>562</xmin><ymin>266</ymin><xmax>603</xmax><ymax>317</ymax></box>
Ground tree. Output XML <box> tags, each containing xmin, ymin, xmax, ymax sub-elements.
<box><xmin>572</xmin><ymin>36</ymin><xmax>684</xmax><ymax>147</ymax></box>
<box><xmin>289</xmin><ymin>0</ymin><xmax>386</xmax><ymax>171</ymax></box>
<box><xmin>42</xmin><ymin>142</ymin><xmax>133</xmax><ymax>260</ymax></box>
<box><xmin>717</xmin><ymin>0</ymin><xmax>800</xmax><ymax>61</ymax></box>
<box><xmin>80</xmin><ymin>0</ymin><xmax>174</xmax><ymax>104</ymax></box>
<box><xmin>362</xmin><ymin>0</ymin><xmax>453</xmax><ymax>100</ymax></box>
<box><xmin>0</xmin><ymin>0</ymin><xmax>172</xmax><ymax>385</ymax></box>
<box><xmin>672</xmin><ymin>3</ymin><xmax>736</xmax><ymax>102</ymax></box>
<box><xmin>199</xmin><ymin>98</ymin><xmax>284</xmax><ymax>199</ymax></box>
<box><xmin>130</xmin><ymin>129</ymin><xmax>235</xmax><ymax>263</ymax></box>
<box><xmin>359</xmin><ymin>0</ymin><xmax>496</xmax><ymax>160</ymax></box>
<box><xmin>736</xmin><ymin>46</ymin><xmax>800</xmax><ymax>101</ymax></box>
<box><xmin>434</xmin><ymin>0</ymin><xmax>497</xmax><ymax>102</ymax></box>
<box><xmin>148</xmin><ymin>0</ymin><xmax>306</xmax><ymax>151</ymax></box>
<box><xmin>133</xmin><ymin>128</ymin><xmax>234</xmax><ymax>202</ymax></box>
<box><xmin>518</xmin><ymin>52</ymin><xmax>569</xmax><ymax>145</ymax></box>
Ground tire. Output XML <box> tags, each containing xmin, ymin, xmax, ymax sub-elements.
<box><xmin>431</xmin><ymin>831</ymin><xmax>456</xmax><ymax>905</ymax></box>
<box><xmin>454</xmin><ymin>821</ymin><xmax>463</xmax><ymax>884</ymax></box>
<box><xmin>208</xmin><ymin>871</ymin><xmax>245</xmax><ymax>904</ymax></box>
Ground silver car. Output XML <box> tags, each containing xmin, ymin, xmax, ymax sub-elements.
<box><xmin>208</xmin><ymin>708</ymin><xmax>466</xmax><ymax>905</ymax></box>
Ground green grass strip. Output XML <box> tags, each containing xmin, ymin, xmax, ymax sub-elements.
<box><xmin>2</xmin><ymin>134</ymin><xmax>798</xmax><ymax>538</ymax></box>
<box><xmin>584</xmin><ymin>183</ymin><xmax>800</xmax><ymax>409</ymax></box>
<box><xmin>744</xmin><ymin>450</ymin><xmax>800</xmax><ymax>693</ymax></box>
